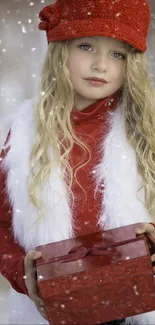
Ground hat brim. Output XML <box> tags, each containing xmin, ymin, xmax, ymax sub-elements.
<box><xmin>47</xmin><ymin>19</ymin><xmax>147</xmax><ymax>52</ymax></box>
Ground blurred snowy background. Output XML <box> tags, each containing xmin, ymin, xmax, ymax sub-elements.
<box><xmin>0</xmin><ymin>0</ymin><xmax>155</xmax><ymax>323</ymax></box>
<box><xmin>0</xmin><ymin>0</ymin><xmax>55</xmax><ymax>151</ymax></box>
<box><xmin>0</xmin><ymin>0</ymin><xmax>155</xmax><ymax>150</ymax></box>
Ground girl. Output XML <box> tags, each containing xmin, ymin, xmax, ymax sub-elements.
<box><xmin>0</xmin><ymin>0</ymin><xmax>155</xmax><ymax>324</ymax></box>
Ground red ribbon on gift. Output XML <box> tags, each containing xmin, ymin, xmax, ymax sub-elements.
<box><xmin>38</xmin><ymin>236</ymin><xmax>146</xmax><ymax>266</ymax></box>
<box><xmin>57</xmin><ymin>237</ymin><xmax>141</xmax><ymax>263</ymax></box>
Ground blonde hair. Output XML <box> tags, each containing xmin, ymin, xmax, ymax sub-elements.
<box><xmin>121</xmin><ymin>46</ymin><xmax>155</xmax><ymax>216</ymax></box>
<box><xmin>27</xmin><ymin>39</ymin><xmax>155</xmax><ymax>224</ymax></box>
<box><xmin>27</xmin><ymin>40</ymin><xmax>92</xmax><ymax>224</ymax></box>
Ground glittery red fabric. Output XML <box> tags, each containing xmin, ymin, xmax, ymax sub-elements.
<box><xmin>38</xmin><ymin>0</ymin><xmax>150</xmax><ymax>52</ymax></box>
<box><xmin>69</xmin><ymin>93</ymin><xmax>119</xmax><ymax>237</ymax></box>
<box><xmin>0</xmin><ymin>132</ymin><xmax>29</xmax><ymax>296</ymax></box>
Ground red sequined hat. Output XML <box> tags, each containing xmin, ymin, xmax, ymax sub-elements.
<box><xmin>38</xmin><ymin>0</ymin><xmax>150</xmax><ymax>52</ymax></box>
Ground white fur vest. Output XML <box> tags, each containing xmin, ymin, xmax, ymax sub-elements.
<box><xmin>2</xmin><ymin>99</ymin><xmax>155</xmax><ymax>325</ymax></box>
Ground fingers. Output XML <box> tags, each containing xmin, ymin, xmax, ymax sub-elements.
<box><xmin>135</xmin><ymin>223</ymin><xmax>155</xmax><ymax>235</ymax></box>
<box><xmin>24</xmin><ymin>250</ymin><xmax>48</xmax><ymax>320</ymax></box>
<box><xmin>151</xmin><ymin>254</ymin><xmax>155</xmax><ymax>263</ymax></box>
<box><xmin>24</xmin><ymin>251</ymin><xmax>42</xmax><ymax>275</ymax></box>
<box><xmin>26</xmin><ymin>264</ymin><xmax>48</xmax><ymax>320</ymax></box>
<box><xmin>25</xmin><ymin>250</ymin><xmax>42</xmax><ymax>265</ymax></box>
<box><xmin>135</xmin><ymin>226</ymin><xmax>155</xmax><ymax>278</ymax></box>
<box><xmin>31</xmin><ymin>294</ymin><xmax>48</xmax><ymax>320</ymax></box>
<box><xmin>29</xmin><ymin>280</ymin><xmax>48</xmax><ymax>320</ymax></box>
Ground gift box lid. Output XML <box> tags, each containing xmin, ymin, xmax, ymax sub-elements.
<box><xmin>36</xmin><ymin>223</ymin><xmax>152</xmax><ymax>285</ymax></box>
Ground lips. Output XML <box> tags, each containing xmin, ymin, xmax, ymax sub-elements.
<box><xmin>86</xmin><ymin>78</ymin><xmax>108</xmax><ymax>84</ymax></box>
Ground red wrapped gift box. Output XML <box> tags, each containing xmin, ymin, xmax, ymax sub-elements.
<box><xmin>36</xmin><ymin>223</ymin><xmax>155</xmax><ymax>325</ymax></box>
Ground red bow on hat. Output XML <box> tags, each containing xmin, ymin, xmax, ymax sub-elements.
<box><xmin>39</xmin><ymin>3</ymin><xmax>61</xmax><ymax>31</ymax></box>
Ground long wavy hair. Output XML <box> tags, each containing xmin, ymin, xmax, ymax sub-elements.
<box><xmin>27</xmin><ymin>39</ymin><xmax>155</xmax><ymax>224</ymax></box>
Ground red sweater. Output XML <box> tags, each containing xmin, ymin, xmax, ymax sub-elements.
<box><xmin>0</xmin><ymin>93</ymin><xmax>118</xmax><ymax>296</ymax></box>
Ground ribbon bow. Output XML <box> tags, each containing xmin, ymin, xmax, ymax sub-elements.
<box><xmin>38</xmin><ymin>4</ymin><xmax>61</xmax><ymax>32</ymax></box>
<box><xmin>56</xmin><ymin>243</ymin><xmax>112</xmax><ymax>263</ymax></box>
<box><xmin>45</xmin><ymin>240</ymin><xmax>126</xmax><ymax>265</ymax></box>
<box><xmin>45</xmin><ymin>235</ymin><xmax>151</xmax><ymax>264</ymax></box>
<box><xmin>38</xmin><ymin>235</ymin><xmax>155</xmax><ymax>267</ymax></box>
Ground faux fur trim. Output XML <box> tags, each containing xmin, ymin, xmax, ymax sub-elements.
<box><xmin>95</xmin><ymin>106</ymin><xmax>152</xmax><ymax>230</ymax></box>
<box><xmin>2</xmin><ymin>99</ymin><xmax>74</xmax><ymax>253</ymax></box>
<box><xmin>2</xmin><ymin>99</ymin><xmax>155</xmax><ymax>325</ymax></box>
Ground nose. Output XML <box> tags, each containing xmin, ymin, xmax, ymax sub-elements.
<box><xmin>92</xmin><ymin>53</ymin><xmax>109</xmax><ymax>72</ymax></box>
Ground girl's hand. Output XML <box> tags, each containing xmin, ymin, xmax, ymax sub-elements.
<box><xmin>135</xmin><ymin>223</ymin><xmax>155</xmax><ymax>272</ymax></box>
<box><xmin>24</xmin><ymin>250</ymin><xmax>48</xmax><ymax>321</ymax></box>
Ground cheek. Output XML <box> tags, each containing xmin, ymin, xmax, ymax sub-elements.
<box><xmin>113</xmin><ymin>64</ymin><xmax>125</xmax><ymax>82</ymax></box>
<box><xmin>66</xmin><ymin>57</ymin><xmax>80</xmax><ymax>79</ymax></box>
<box><xmin>67</xmin><ymin>51</ymin><xmax>89</xmax><ymax>77</ymax></box>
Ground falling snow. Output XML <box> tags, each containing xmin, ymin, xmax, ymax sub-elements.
<box><xmin>0</xmin><ymin>1</ymin><xmax>155</xmax><ymax>324</ymax></box>
<box><xmin>133</xmin><ymin>285</ymin><xmax>140</xmax><ymax>296</ymax></box>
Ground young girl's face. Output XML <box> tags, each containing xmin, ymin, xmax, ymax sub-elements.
<box><xmin>67</xmin><ymin>36</ymin><xmax>127</xmax><ymax>111</ymax></box>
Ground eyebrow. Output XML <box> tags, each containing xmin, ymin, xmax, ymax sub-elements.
<box><xmin>80</xmin><ymin>36</ymin><xmax>126</xmax><ymax>49</ymax></box>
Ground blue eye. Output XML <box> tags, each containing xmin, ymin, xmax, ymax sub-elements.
<box><xmin>78</xmin><ymin>44</ymin><xmax>126</xmax><ymax>59</ymax></box>
<box><xmin>78</xmin><ymin>44</ymin><xmax>92</xmax><ymax>51</ymax></box>
<box><xmin>114</xmin><ymin>52</ymin><xmax>126</xmax><ymax>59</ymax></box>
